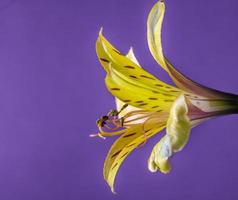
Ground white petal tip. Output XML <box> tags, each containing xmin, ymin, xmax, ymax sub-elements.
<box><xmin>148</xmin><ymin>167</ymin><xmax>158</xmax><ymax>173</ymax></box>
<box><xmin>129</xmin><ymin>46</ymin><xmax>134</xmax><ymax>52</ymax></box>
<box><xmin>111</xmin><ymin>188</ymin><xmax>117</xmax><ymax>194</ymax></box>
<box><xmin>99</xmin><ymin>27</ymin><xmax>103</xmax><ymax>35</ymax></box>
<box><xmin>148</xmin><ymin>160</ymin><xmax>159</xmax><ymax>173</ymax></box>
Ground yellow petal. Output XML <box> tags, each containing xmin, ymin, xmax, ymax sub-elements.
<box><xmin>96</xmin><ymin>30</ymin><xmax>177</xmax><ymax>91</ymax></box>
<box><xmin>148</xmin><ymin>135</ymin><xmax>172</xmax><ymax>173</ymax></box>
<box><xmin>114</xmin><ymin>47</ymin><xmax>142</xmax><ymax>117</ymax></box>
<box><xmin>105</xmin><ymin>71</ymin><xmax>176</xmax><ymax>112</ymax></box>
<box><xmin>148</xmin><ymin>94</ymin><xmax>191</xmax><ymax>173</ymax></box>
<box><xmin>96</xmin><ymin>31</ymin><xmax>181</xmax><ymax>111</ymax></box>
<box><xmin>166</xmin><ymin>94</ymin><xmax>190</xmax><ymax>151</ymax></box>
<box><xmin>104</xmin><ymin>120</ymin><xmax>166</xmax><ymax>193</ymax></box>
<box><xmin>147</xmin><ymin>1</ymin><xmax>167</xmax><ymax>72</ymax></box>
<box><xmin>147</xmin><ymin>1</ymin><xmax>237</xmax><ymax>99</ymax></box>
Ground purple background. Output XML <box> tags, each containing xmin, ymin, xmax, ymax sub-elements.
<box><xmin>0</xmin><ymin>0</ymin><xmax>237</xmax><ymax>199</ymax></box>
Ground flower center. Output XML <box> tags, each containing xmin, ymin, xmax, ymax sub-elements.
<box><xmin>91</xmin><ymin>103</ymin><xmax>168</xmax><ymax>139</ymax></box>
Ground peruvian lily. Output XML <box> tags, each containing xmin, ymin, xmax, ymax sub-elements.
<box><xmin>91</xmin><ymin>0</ymin><xmax>238</xmax><ymax>193</ymax></box>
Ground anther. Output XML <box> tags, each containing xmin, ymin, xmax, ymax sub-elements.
<box><xmin>108</xmin><ymin>109</ymin><xmax>118</xmax><ymax>117</ymax></box>
<box><xmin>96</xmin><ymin>115</ymin><xmax>109</xmax><ymax>127</ymax></box>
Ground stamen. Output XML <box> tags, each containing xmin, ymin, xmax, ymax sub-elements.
<box><xmin>123</xmin><ymin>110</ymin><xmax>152</xmax><ymax>119</ymax></box>
<box><xmin>98</xmin><ymin>128</ymin><xmax>126</xmax><ymax>137</ymax></box>
<box><xmin>96</xmin><ymin>116</ymin><xmax>109</xmax><ymax>127</ymax></box>
<box><xmin>123</xmin><ymin>110</ymin><xmax>166</xmax><ymax>125</ymax></box>
<box><xmin>94</xmin><ymin>104</ymin><xmax>165</xmax><ymax>139</ymax></box>
<box><xmin>118</xmin><ymin>103</ymin><xmax>128</xmax><ymax>114</ymax></box>
<box><xmin>108</xmin><ymin>109</ymin><xmax>118</xmax><ymax>117</ymax></box>
<box><xmin>95</xmin><ymin>107</ymin><xmax>128</xmax><ymax>138</ymax></box>
<box><xmin>124</xmin><ymin>115</ymin><xmax>150</xmax><ymax>124</ymax></box>
<box><xmin>121</xmin><ymin>117</ymin><xmax>125</xmax><ymax>127</ymax></box>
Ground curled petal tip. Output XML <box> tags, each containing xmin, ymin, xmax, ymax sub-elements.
<box><xmin>148</xmin><ymin>168</ymin><xmax>158</xmax><ymax>173</ymax></box>
<box><xmin>148</xmin><ymin>160</ymin><xmax>159</xmax><ymax>173</ymax></box>
<box><xmin>160</xmin><ymin>166</ymin><xmax>171</xmax><ymax>174</ymax></box>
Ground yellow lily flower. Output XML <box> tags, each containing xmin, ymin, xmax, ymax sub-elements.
<box><xmin>91</xmin><ymin>0</ymin><xmax>238</xmax><ymax>193</ymax></box>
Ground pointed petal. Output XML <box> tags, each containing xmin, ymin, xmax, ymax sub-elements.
<box><xmin>147</xmin><ymin>1</ymin><xmax>167</xmax><ymax>72</ymax></box>
<box><xmin>104</xmin><ymin>121</ymin><xmax>166</xmax><ymax>193</ymax></box>
<box><xmin>96</xmin><ymin>31</ymin><xmax>181</xmax><ymax>111</ymax></box>
<box><xmin>126</xmin><ymin>47</ymin><xmax>140</xmax><ymax>66</ymax></box>
<box><xmin>96</xmin><ymin>30</ymin><xmax>177</xmax><ymax>91</ymax></box>
<box><xmin>114</xmin><ymin>47</ymin><xmax>142</xmax><ymax>117</ymax></box>
<box><xmin>147</xmin><ymin>1</ymin><xmax>236</xmax><ymax>99</ymax></box>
